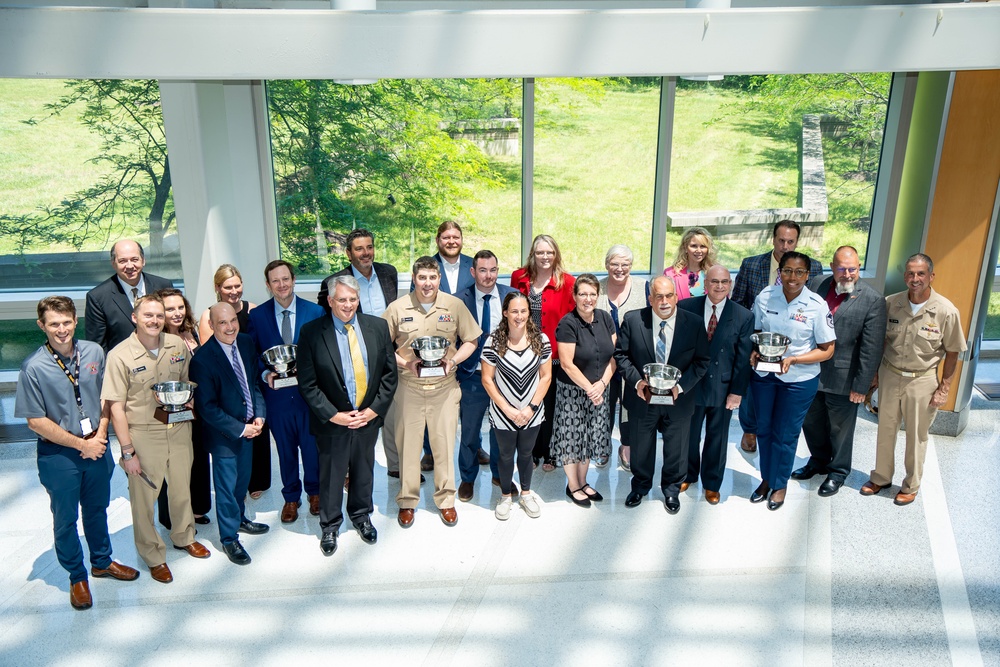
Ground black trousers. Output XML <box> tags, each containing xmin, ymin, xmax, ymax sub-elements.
<box><xmin>686</xmin><ymin>403</ymin><xmax>733</xmax><ymax>492</ymax></box>
<box><xmin>801</xmin><ymin>390</ymin><xmax>860</xmax><ymax>482</ymax></box>
<box><xmin>316</xmin><ymin>423</ymin><xmax>378</xmax><ymax>533</ymax></box>
<box><xmin>628</xmin><ymin>398</ymin><xmax>695</xmax><ymax>496</ymax></box>
<box><xmin>158</xmin><ymin>431</ymin><xmax>211</xmax><ymax>528</ymax></box>
<box><xmin>248</xmin><ymin>423</ymin><xmax>272</xmax><ymax>494</ymax></box>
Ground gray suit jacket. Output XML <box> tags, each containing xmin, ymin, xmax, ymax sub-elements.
<box><xmin>807</xmin><ymin>275</ymin><xmax>887</xmax><ymax>396</ymax></box>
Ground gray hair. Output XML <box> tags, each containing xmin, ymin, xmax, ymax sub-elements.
<box><xmin>605</xmin><ymin>244</ymin><xmax>634</xmax><ymax>266</ymax></box>
<box><xmin>906</xmin><ymin>253</ymin><xmax>934</xmax><ymax>274</ymax></box>
<box><xmin>330</xmin><ymin>274</ymin><xmax>361</xmax><ymax>296</ymax></box>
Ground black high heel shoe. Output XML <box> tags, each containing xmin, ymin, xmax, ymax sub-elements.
<box><xmin>767</xmin><ymin>489</ymin><xmax>785</xmax><ymax>511</ymax></box>
<box><xmin>750</xmin><ymin>481</ymin><xmax>770</xmax><ymax>504</ymax></box>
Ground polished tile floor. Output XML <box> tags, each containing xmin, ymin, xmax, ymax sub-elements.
<box><xmin>0</xmin><ymin>395</ymin><xmax>998</xmax><ymax>666</ymax></box>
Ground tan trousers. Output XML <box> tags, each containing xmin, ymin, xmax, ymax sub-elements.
<box><xmin>382</xmin><ymin>401</ymin><xmax>400</xmax><ymax>473</ymax></box>
<box><xmin>871</xmin><ymin>364</ymin><xmax>938</xmax><ymax>494</ymax></box>
<box><xmin>128</xmin><ymin>423</ymin><xmax>195</xmax><ymax>566</ymax></box>
<box><xmin>395</xmin><ymin>379</ymin><xmax>461</xmax><ymax>510</ymax></box>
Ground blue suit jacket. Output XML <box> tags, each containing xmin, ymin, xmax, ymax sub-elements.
<box><xmin>246</xmin><ymin>295</ymin><xmax>326</xmax><ymax>407</ymax></box>
<box><xmin>677</xmin><ymin>296</ymin><xmax>754</xmax><ymax>407</ymax></box>
<box><xmin>731</xmin><ymin>251</ymin><xmax>823</xmax><ymax>312</ymax></box>
<box><xmin>190</xmin><ymin>334</ymin><xmax>266</xmax><ymax>458</ymax></box>
<box><xmin>455</xmin><ymin>283</ymin><xmax>519</xmax><ymax>382</ymax></box>
<box><xmin>436</xmin><ymin>252</ymin><xmax>476</xmax><ymax>295</ymax></box>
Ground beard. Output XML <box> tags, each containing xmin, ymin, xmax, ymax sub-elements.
<box><xmin>835</xmin><ymin>280</ymin><xmax>856</xmax><ymax>295</ymax></box>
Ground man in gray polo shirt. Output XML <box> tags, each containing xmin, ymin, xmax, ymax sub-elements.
<box><xmin>15</xmin><ymin>296</ymin><xmax>140</xmax><ymax>610</ymax></box>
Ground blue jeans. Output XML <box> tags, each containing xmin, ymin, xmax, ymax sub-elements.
<box><xmin>751</xmin><ymin>373</ymin><xmax>819</xmax><ymax>490</ymax></box>
<box><xmin>458</xmin><ymin>373</ymin><xmax>499</xmax><ymax>483</ymax></box>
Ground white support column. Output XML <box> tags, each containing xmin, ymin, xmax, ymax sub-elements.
<box><xmin>159</xmin><ymin>80</ymin><xmax>277</xmax><ymax>314</ymax></box>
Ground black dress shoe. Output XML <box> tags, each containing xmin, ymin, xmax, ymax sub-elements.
<box><xmin>354</xmin><ymin>520</ymin><xmax>377</xmax><ymax>545</ymax></box>
<box><xmin>750</xmin><ymin>481</ymin><xmax>770</xmax><ymax>504</ymax></box>
<box><xmin>625</xmin><ymin>491</ymin><xmax>643</xmax><ymax>507</ymax></box>
<box><xmin>664</xmin><ymin>495</ymin><xmax>680</xmax><ymax>514</ymax></box>
<box><xmin>818</xmin><ymin>477</ymin><xmax>844</xmax><ymax>497</ymax></box>
<box><xmin>565</xmin><ymin>485</ymin><xmax>591</xmax><ymax>508</ymax></box>
<box><xmin>320</xmin><ymin>531</ymin><xmax>338</xmax><ymax>556</ymax></box>
<box><xmin>238</xmin><ymin>520</ymin><xmax>270</xmax><ymax>535</ymax></box>
<box><xmin>767</xmin><ymin>490</ymin><xmax>785</xmax><ymax>511</ymax></box>
<box><xmin>790</xmin><ymin>464</ymin><xmax>824</xmax><ymax>481</ymax></box>
<box><xmin>194</xmin><ymin>515</ymin><xmax>211</xmax><ymax>525</ymax></box>
<box><xmin>223</xmin><ymin>540</ymin><xmax>251</xmax><ymax>566</ymax></box>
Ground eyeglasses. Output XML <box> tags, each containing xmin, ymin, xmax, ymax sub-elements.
<box><xmin>608</xmin><ymin>262</ymin><xmax>631</xmax><ymax>270</ymax></box>
<box><xmin>833</xmin><ymin>267</ymin><xmax>859</xmax><ymax>275</ymax></box>
<box><xmin>779</xmin><ymin>268</ymin><xmax>809</xmax><ymax>278</ymax></box>
<box><xmin>707</xmin><ymin>279</ymin><xmax>731</xmax><ymax>286</ymax></box>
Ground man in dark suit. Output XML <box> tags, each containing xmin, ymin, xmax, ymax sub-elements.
<box><xmin>455</xmin><ymin>250</ymin><xmax>519</xmax><ymax>501</ymax></box>
<box><xmin>316</xmin><ymin>228</ymin><xmax>399</xmax><ymax>318</ymax></box>
<box><xmin>677</xmin><ymin>265</ymin><xmax>754</xmax><ymax>505</ymax></box>
<box><xmin>615</xmin><ymin>276</ymin><xmax>710</xmax><ymax>514</ymax></box>
<box><xmin>794</xmin><ymin>246</ymin><xmax>887</xmax><ymax>496</ymax></box>
<box><xmin>189</xmin><ymin>303</ymin><xmax>269</xmax><ymax>566</ymax></box>
<box><xmin>247</xmin><ymin>259</ymin><xmax>326</xmax><ymax>524</ymax></box>
<box><xmin>85</xmin><ymin>239</ymin><xmax>173</xmax><ymax>352</ymax></box>
<box><xmin>730</xmin><ymin>220</ymin><xmax>822</xmax><ymax>454</ymax></box>
<box><xmin>298</xmin><ymin>275</ymin><xmax>398</xmax><ymax>556</ymax></box>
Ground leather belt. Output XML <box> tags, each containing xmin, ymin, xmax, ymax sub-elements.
<box><xmin>882</xmin><ymin>361</ymin><xmax>936</xmax><ymax>378</ymax></box>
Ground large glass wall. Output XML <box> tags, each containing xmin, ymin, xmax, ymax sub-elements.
<box><xmin>667</xmin><ymin>74</ymin><xmax>891</xmax><ymax>271</ymax></box>
<box><xmin>266</xmin><ymin>78</ymin><xmax>523</xmax><ymax>278</ymax></box>
<box><xmin>0</xmin><ymin>78</ymin><xmax>180</xmax><ymax>291</ymax></box>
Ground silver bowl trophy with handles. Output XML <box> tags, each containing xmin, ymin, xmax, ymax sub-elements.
<box><xmin>751</xmin><ymin>332</ymin><xmax>791</xmax><ymax>374</ymax></box>
<box><xmin>262</xmin><ymin>344</ymin><xmax>298</xmax><ymax>388</ymax></box>
<box><xmin>411</xmin><ymin>336</ymin><xmax>450</xmax><ymax>378</ymax></box>
<box><xmin>643</xmin><ymin>363</ymin><xmax>682</xmax><ymax>406</ymax></box>
<box><xmin>152</xmin><ymin>381</ymin><xmax>197</xmax><ymax>424</ymax></box>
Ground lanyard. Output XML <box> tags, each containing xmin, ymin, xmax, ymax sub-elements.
<box><xmin>46</xmin><ymin>342</ymin><xmax>85</xmax><ymax>415</ymax></box>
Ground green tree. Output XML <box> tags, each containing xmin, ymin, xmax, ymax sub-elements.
<box><xmin>9</xmin><ymin>79</ymin><xmax>175</xmax><ymax>257</ymax></box>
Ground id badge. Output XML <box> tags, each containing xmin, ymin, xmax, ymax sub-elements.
<box><xmin>80</xmin><ymin>417</ymin><xmax>94</xmax><ymax>436</ymax></box>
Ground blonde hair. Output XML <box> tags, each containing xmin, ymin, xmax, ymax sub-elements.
<box><xmin>671</xmin><ymin>227</ymin><xmax>717</xmax><ymax>273</ymax></box>
<box><xmin>523</xmin><ymin>234</ymin><xmax>569</xmax><ymax>291</ymax></box>
<box><xmin>213</xmin><ymin>264</ymin><xmax>243</xmax><ymax>300</ymax></box>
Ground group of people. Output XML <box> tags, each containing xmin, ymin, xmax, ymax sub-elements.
<box><xmin>15</xmin><ymin>219</ymin><xmax>966</xmax><ymax>612</ymax></box>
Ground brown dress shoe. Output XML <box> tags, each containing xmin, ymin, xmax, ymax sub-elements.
<box><xmin>149</xmin><ymin>563</ymin><xmax>173</xmax><ymax>584</ymax></box>
<box><xmin>477</xmin><ymin>448</ymin><xmax>490</xmax><ymax>465</ymax></box>
<box><xmin>420</xmin><ymin>454</ymin><xmax>435</xmax><ymax>472</ymax></box>
<box><xmin>894</xmin><ymin>490</ymin><xmax>917</xmax><ymax>506</ymax></box>
<box><xmin>440</xmin><ymin>507</ymin><xmax>458</xmax><ymax>526</ymax></box>
<box><xmin>281</xmin><ymin>501</ymin><xmax>300</xmax><ymax>523</ymax></box>
<box><xmin>740</xmin><ymin>433</ymin><xmax>757</xmax><ymax>453</ymax></box>
<box><xmin>70</xmin><ymin>581</ymin><xmax>92</xmax><ymax>610</ymax></box>
<box><xmin>397</xmin><ymin>508</ymin><xmax>415</xmax><ymax>528</ymax></box>
<box><xmin>705</xmin><ymin>490</ymin><xmax>721</xmax><ymax>505</ymax></box>
<box><xmin>860</xmin><ymin>480</ymin><xmax>886</xmax><ymax>496</ymax></box>
<box><xmin>174</xmin><ymin>541</ymin><xmax>211</xmax><ymax>559</ymax></box>
<box><xmin>91</xmin><ymin>561</ymin><xmax>140</xmax><ymax>581</ymax></box>
<box><xmin>458</xmin><ymin>482</ymin><xmax>474</xmax><ymax>502</ymax></box>
<box><xmin>491</xmin><ymin>478</ymin><xmax>518</xmax><ymax>494</ymax></box>
<box><xmin>680</xmin><ymin>482</ymin><xmax>691</xmax><ymax>492</ymax></box>
<box><xmin>308</xmin><ymin>495</ymin><xmax>320</xmax><ymax>516</ymax></box>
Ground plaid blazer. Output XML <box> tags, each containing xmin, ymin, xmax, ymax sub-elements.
<box><xmin>731</xmin><ymin>251</ymin><xmax>822</xmax><ymax>312</ymax></box>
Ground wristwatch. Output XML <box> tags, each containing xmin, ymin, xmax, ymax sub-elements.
<box><xmin>528</xmin><ymin>403</ymin><xmax>540</xmax><ymax>413</ymax></box>
<box><xmin>121</xmin><ymin>450</ymin><xmax>134</xmax><ymax>461</ymax></box>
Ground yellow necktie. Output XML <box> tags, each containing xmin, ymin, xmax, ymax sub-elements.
<box><xmin>345</xmin><ymin>323</ymin><xmax>367</xmax><ymax>407</ymax></box>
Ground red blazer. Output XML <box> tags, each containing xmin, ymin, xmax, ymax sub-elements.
<box><xmin>510</xmin><ymin>267</ymin><xmax>576</xmax><ymax>361</ymax></box>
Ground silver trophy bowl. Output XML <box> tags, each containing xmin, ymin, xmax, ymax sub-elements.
<box><xmin>262</xmin><ymin>345</ymin><xmax>298</xmax><ymax>375</ymax></box>
<box><xmin>152</xmin><ymin>381</ymin><xmax>197</xmax><ymax>411</ymax></box>
<box><xmin>643</xmin><ymin>363</ymin><xmax>682</xmax><ymax>395</ymax></box>
<box><xmin>751</xmin><ymin>332</ymin><xmax>791</xmax><ymax>361</ymax></box>
<box><xmin>411</xmin><ymin>336</ymin><xmax>450</xmax><ymax>367</ymax></box>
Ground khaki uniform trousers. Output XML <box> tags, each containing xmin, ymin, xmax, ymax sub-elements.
<box><xmin>871</xmin><ymin>364</ymin><xmax>938</xmax><ymax>494</ymax></box>
<box><xmin>395</xmin><ymin>379</ymin><xmax>461</xmax><ymax>510</ymax></box>
<box><xmin>129</xmin><ymin>423</ymin><xmax>195</xmax><ymax>566</ymax></box>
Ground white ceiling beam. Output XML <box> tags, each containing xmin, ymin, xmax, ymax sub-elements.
<box><xmin>0</xmin><ymin>4</ymin><xmax>998</xmax><ymax>80</ymax></box>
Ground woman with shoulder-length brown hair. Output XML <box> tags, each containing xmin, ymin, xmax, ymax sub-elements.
<box><xmin>510</xmin><ymin>234</ymin><xmax>576</xmax><ymax>471</ymax></box>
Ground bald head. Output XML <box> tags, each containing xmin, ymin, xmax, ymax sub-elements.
<box><xmin>110</xmin><ymin>239</ymin><xmax>145</xmax><ymax>287</ymax></box>
<box><xmin>648</xmin><ymin>276</ymin><xmax>678</xmax><ymax>319</ymax></box>
<box><xmin>705</xmin><ymin>264</ymin><xmax>732</xmax><ymax>304</ymax></box>
<box><xmin>209</xmin><ymin>302</ymin><xmax>240</xmax><ymax>344</ymax></box>
<box><xmin>831</xmin><ymin>245</ymin><xmax>860</xmax><ymax>294</ymax></box>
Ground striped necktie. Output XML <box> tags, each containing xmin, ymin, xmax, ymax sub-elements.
<box><xmin>656</xmin><ymin>320</ymin><xmax>667</xmax><ymax>364</ymax></box>
<box><xmin>231</xmin><ymin>343</ymin><xmax>254</xmax><ymax>421</ymax></box>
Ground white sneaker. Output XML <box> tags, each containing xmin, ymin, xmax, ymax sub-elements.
<box><xmin>495</xmin><ymin>495</ymin><xmax>513</xmax><ymax>521</ymax></box>
<box><xmin>519</xmin><ymin>491</ymin><xmax>541</xmax><ymax>518</ymax></box>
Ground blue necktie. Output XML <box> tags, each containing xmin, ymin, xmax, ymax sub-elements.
<box><xmin>656</xmin><ymin>320</ymin><xmax>667</xmax><ymax>364</ymax></box>
<box><xmin>231</xmin><ymin>344</ymin><xmax>254</xmax><ymax>421</ymax></box>
<box><xmin>480</xmin><ymin>294</ymin><xmax>492</xmax><ymax>346</ymax></box>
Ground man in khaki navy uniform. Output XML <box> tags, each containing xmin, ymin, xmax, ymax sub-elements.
<box><xmin>102</xmin><ymin>294</ymin><xmax>211</xmax><ymax>584</ymax></box>
<box><xmin>862</xmin><ymin>253</ymin><xmax>966</xmax><ymax>506</ymax></box>
<box><xmin>382</xmin><ymin>256</ymin><xmax>480</xmax><ymax>528</ymax></box>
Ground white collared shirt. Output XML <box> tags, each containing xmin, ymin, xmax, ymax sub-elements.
<box><xmin>651</xmin><ymin>311</ymin><xmax>676</xmax><ymax>363</ymax></box>
<box><xmin>441</xmin><ymin>257</ymin><xmax>461</xmax><ymax>294</ymax></box>
<box><xmin>118</xmin><ymin>274</ymin><xmax>147</xmax><ymax>306</ymax></box>
<box><xmin>704</xmin><ymin>297</ymin><xmax>727</xmax><ymax>330</ymax></box>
